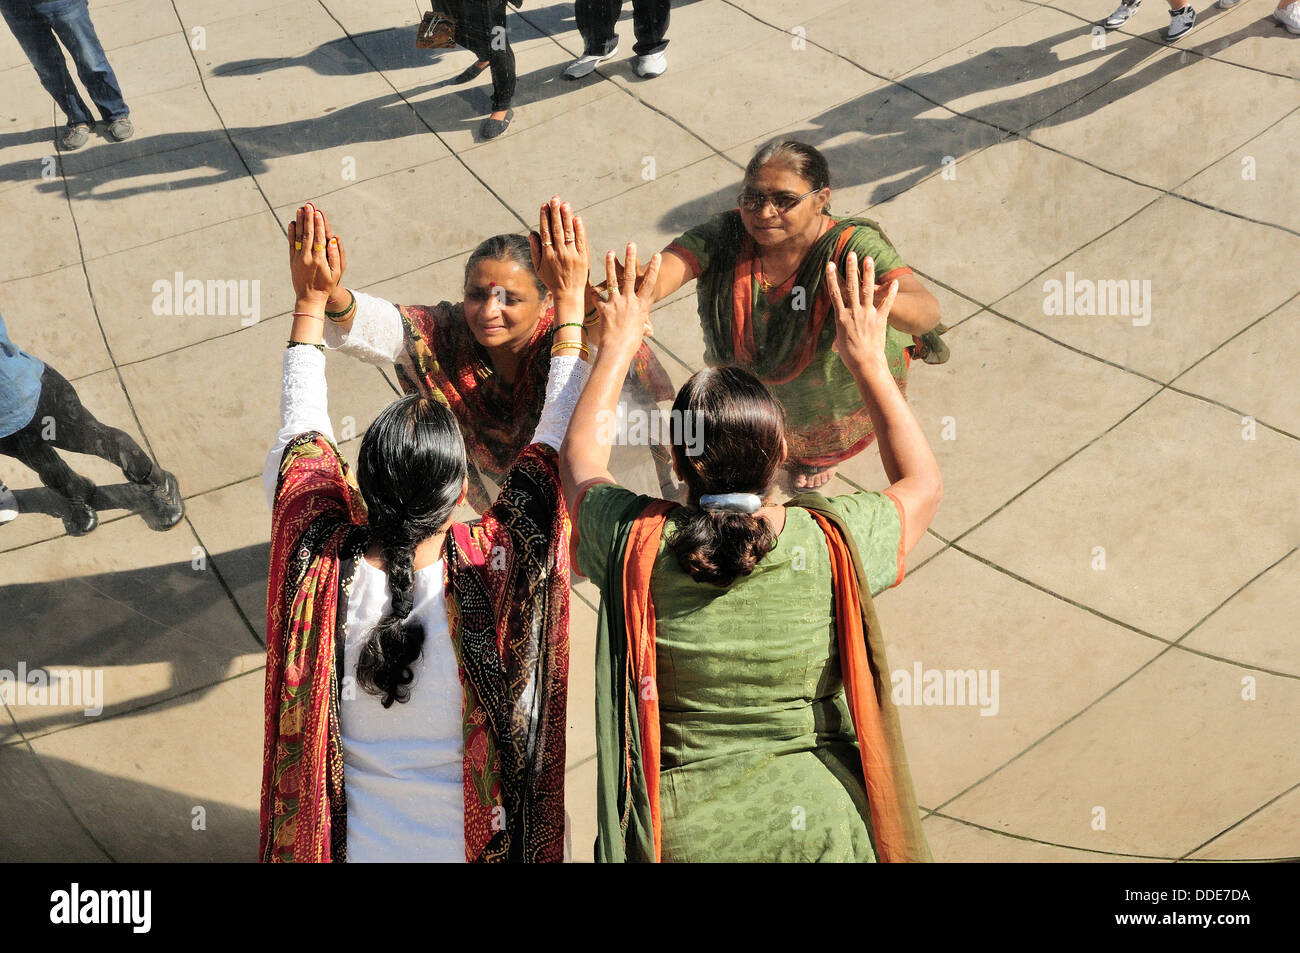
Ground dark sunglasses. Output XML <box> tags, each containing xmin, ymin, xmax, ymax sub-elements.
<box><xmin>737</xmin><ymin>187</ymin><xmax>821</xmax><ymax>214</ymax></box>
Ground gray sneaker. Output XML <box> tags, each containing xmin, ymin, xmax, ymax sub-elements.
<box><xmin>1103</xmin><ymin>0</ymin><xmax>1141</xmax><ymax>28</ymax></box>
<box><xmin>633</xmin><ymin>50</ymin><xmax>667</xmax><ymax>78</ymax></box>
<box><xmin>1167</xmin><ymin>4</ymin><xmax>1196</xmax><ymax>39</ymax></box>
<box><xmin>106</xmin><ymin>117</ymin><xmax>134</xmax><ymax>142</ymax></box>
<box><xmin>563</xmin><ymin>46</ymin><xmax>618</xmax><ymax>80</ymax></box>
<box><xmin>58</xmin><ymin>124</ymin><xmax>90</xmax><ymax>150</ymax></box>
<box><xmin>1275</xmin><ymin>1</ymin><xmax>1300</xmax><ymax>32</ymax></box>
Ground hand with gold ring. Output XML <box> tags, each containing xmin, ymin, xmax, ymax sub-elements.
<box><xmin>288</xmin><ymin>203</ymin><xmax>344</xmax><ymax>307</ymax></box>
<box><xmin>528</xmin><ymin>194</ymin><xmax>588</xmax><ymax>305</ymax></box>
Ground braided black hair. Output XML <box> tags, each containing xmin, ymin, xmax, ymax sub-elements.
<box><xmin>354</xmin><ymin>394</ymin><xmax>467</xmax><ymax>707</ymax></box>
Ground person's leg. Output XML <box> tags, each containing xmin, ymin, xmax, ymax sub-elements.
<box><xmin>0</xmin><ymin>0</ymin><xmax>94</xmax><ymax>126</ymax></box>
<box><xmin>0</xmin><ymin>429</ymin><xmax>96</xmax><ymax>503</ymax></box>
<box><xmin>478</xmin><ymin>3</ymin><xmax>515</xmax><ymax>137</ymax></box>
<box><xmin>1166</xmin><ymin>0</ymin><xmax>1196</xmax><ymax>37</ymax></box>
<box><xmin>45</xmin><ymin>0</ymin><xmax>129</xmax><ymax>123</ymax></box>
<box><xmin>575</xmin><ymin>0</ymin><xmax>621</xmax><ymax>56</ymax></box>
<box><xmin>35</xmin><ymin>366</ymin><xmax>157</xmax><ymax>484</ymax></box>
<box><xmin>0</xmin><ymin>419</ymin><xmax>99</xmax><ymax>533</ymax></box>
<box><xmin>630</xmin><ymin>0</ymin><xmax>670</xmax><ymax>56</ymax></box>
<box><xmin>486</xmin><ymin>41</ymin><xmax>516</xmax><ymax>114</ymax></box>
<box><xmin>33</xmin><ymin>365</ymin><xmax>185</xmax><ymax>527</ymax></box>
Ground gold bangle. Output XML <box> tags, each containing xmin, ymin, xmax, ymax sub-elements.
<box><xmin>550</xmin><ymin>341</ymin><xmax>589</xmax><ymax>358</ymax></box>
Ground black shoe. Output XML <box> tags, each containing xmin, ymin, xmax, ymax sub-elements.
<box><xmin>451</xmin><ymin>61</ymin><xmax>489</xmax><ymax>84</ymax></box>
<box><xmin>146</xmin><ymin>469</ymin><xmax>185</xmax><ymax>529</ymax></box>
<box><xmin>63</xmin><ymin>500</ymin><xmax>98</xmax><ymax>536</ymax></box>
<box><xmin>480</xmin><ymin>108</ymin><xmax>514</xmax><ymax>140</ymax></box>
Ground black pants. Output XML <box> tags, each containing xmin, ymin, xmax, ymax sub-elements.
<box><xmin>576</xmin><ymin>0</ymin><xmax>670</xmax><ymax>57</ymax></box>
<box><xmin>456</xmin><ymin>0</ymin><xmax>516</xmax><ymax>110</ymax></box>
<box><xmin>0</xmin><ymin>365</ymin><xmax>157</xmax><ymax>505</ymax></box>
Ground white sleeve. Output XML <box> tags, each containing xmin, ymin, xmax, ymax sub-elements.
<box><xmin>530</xmin><ymin>354</ymin><xmax>592</xmax><ymax>451</ymax></box>
<box><xmin>264</xmin><ymin>346</ymin><xmax>336</xmax><ymax>511</ymax></box>
<box><xmin>322</xmin><ymin>291</ymin><xmax>406</xmax><ymax>366</ymax></box>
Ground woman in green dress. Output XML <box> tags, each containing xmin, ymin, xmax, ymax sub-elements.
<box><xmin>645</xmin><ymin>139</ymin><xmax>947</xmax><ymax>491</ymax></box>
<box><xmin>561</xmin><ymin>243</ymin><xmax>941</xmax><ymax>862</ymax></box>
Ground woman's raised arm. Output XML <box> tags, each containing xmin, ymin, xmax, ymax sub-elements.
<box><xmin>560</xmin><ymin>244</ymin><xmax>660</xmax><ymax>515</ymax></box>
<box><xmin>829</xmin><ymin>252</ymin><xmax>942</xmax><ymax>557</ymax></box>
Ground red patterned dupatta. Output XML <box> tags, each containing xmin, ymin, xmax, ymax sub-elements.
<box><xmin>393</xmin><ymin>303</ymin><xmax>672</xmax><ymax>509</ymax></box>
<box><xmin>443</xmin><ymin>444</ymin><xmax>571</xmax><ymax>861</ymax></box>
<box><xmin>260</xmin><ymin>434</ymin><xmax>570</xmax><ymax>863</ymax></box>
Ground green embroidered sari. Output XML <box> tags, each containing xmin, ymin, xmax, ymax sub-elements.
<box><xmin>667</xmin><ymin>210</ymin><xmax>941</xmax><ymax>469</ymax></box>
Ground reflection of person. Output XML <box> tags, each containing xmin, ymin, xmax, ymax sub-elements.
<box><xmin>1102</xmin><ymin>1</ymin><xmax>1198</xmax><ymax>40</ymax></box>
<box><xmin>563</xmin><ymin>0</ymin><xmax>671</xmax><ymax>79</ymax></box>
<box><xmin>561</xmin><ymin>245</ymin><xmax>940</xmax><ymax>862</ymax></box>
<box><xmin>0</xmin><ymin>312</ymin><xmax>182</xmax><ymax>535</ymax></box>
<box><xmin>0</xmin><ymin>0</ymin><xmax>133</xmax><ymax>150</ymax></box>
<box><xmin>445</xmin><ymin>0</ymin><xmax>521</xmax><ymax>139</ymax></box>
<box><xmin>260</xmin><ymin>201</ymin><xmax>595</xmax><ymax>862</ymax></box>
<box><xmin>1216</xmin><ymin>0</ymin><xmax>1300</xmax><ymax>32</ymax></box>
<box><xmin>309</xmin><ymin>205</ymin><xmax>673</xmax><ymax>511</ymax></box>
<box><xmin>641</xmin><ymin>139</ymin><xmax>945</xmax><ymax>490</ymax></box>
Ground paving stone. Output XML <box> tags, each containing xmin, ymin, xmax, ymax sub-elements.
<box><xmin>941</xmin><ymin>650</ymin><xmax>1300</xmax><ymax>857</ymax></box>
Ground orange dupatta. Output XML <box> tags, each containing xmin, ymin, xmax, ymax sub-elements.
<box><xmin>618</xmin><ymin>499</ymin><xmax>930</xmax><ymax>863</ymax></box>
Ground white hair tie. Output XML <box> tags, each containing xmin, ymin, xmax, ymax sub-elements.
<box><xmin>698</xmin><ymin>493</ymin><xmax>762</xmax><ymax>514</ymax></box>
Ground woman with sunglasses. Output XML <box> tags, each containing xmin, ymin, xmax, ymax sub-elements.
<box><xmin>645</xmin><ymin>139</ymin><xmax>947</xmax><ymax>490</ymax></box>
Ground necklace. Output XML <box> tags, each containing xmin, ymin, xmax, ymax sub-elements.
<box><xmin>755</xmin><ymin>215</ymin><xmax>832</xmax><ymax>293</ymax></box>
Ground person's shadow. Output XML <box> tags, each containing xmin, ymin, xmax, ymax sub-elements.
<box><xmin>9</xmin><ymin>481</ymin><xmax>177</xmax><ymax>533</ymax></box>
<box><xmin>656</xmin><ymin>13</ymin><xmax>1286</xmax><ymax>228</ymax></box>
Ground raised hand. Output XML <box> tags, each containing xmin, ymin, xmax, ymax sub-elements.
<box><xmin>592</xmin><ymin>242</ymin><xmax>660</xmax><ymax>358</ymax></box>
<box><xmin>529</xmin><ymin>195</ymin><xmax>588</xmax><ymax>303</ymax></box>
<box><xmin>827</xmin><ymin>252</ymin><xmax>897</xmax><ymax>374</ymax></box>
<box><xmin>288</xmin><ymin>204</ymin><xmax>343</xmax><ymax>305</ymax></box>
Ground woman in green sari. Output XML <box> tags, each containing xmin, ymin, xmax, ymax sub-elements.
<box><xmin>647</xmin><ymin>139</ymin><xmax>947</xmax><ymax>490</ymax></box>
<box><xmin>561</xmin><ymin>243</ymin><xmax>940</xmax><ymax>862</ymax></box>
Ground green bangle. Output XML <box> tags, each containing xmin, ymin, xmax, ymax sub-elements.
<box><xmin>287</xmin><ymin>340</ymin><xmax>325</xmax><ymax>351</ymax></box>
<box><xmin>324</xmin><ymin>289</ymin><xmax>355</xmax><ymax>318</ymax></box>
<box><xmin>554</xmin><ymin>321</ymin><xmax>586</xmax><ymax>332</ymax></box>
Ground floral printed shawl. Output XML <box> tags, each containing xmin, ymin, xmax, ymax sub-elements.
<box><xmin>260</xmin><ymin>434</ymin><xmax>569</xmax><ymax>862</ymax></box>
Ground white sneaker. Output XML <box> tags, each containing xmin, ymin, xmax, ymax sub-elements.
<box><xmin>633</xmin><ymin>50</ymin><xmax>667</xmax><ymax>78</ymax></box>
<box><xmin>1103</xmin><ymin>0</ymin><xmax>1142</xmax><ymax>28</ymax></box>
<box><xmin>1275</xmin><ymin>1</ymin><xmax>1300</xmax><ymax>32</ymax></box>
<box><xmin>0</xmin><ymin>483</ymin><xmax>17</xmax><ymax>524</ymax></box>
<box><xmin>1167</xmin><ymin>4</ymin><xmax>1197</xmax><ymax>38</ymax></box>
<box><xmin>563</xmin><ymin>46</ymin><xmax>618</xmax><ymax>80</ymax></box>
<box><xmin>1216</xmin><ymin>0</ymin><xmax>1243</xmax><ymax>7</ymax></box>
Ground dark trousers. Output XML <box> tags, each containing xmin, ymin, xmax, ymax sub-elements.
<box><xmin>456</xmin><ymin>0</ymin><xmax>517</xmax><ymax>110</ymax></box>
<box><xmin>0</xmin><ymin>0</ymin><xmax>129</xmax><ymax>126</ymax></box>
<box><xmin>575</xmin><ymin>0</ymin><xmax>670</xmax><ymax>57</ymax></box>
<box><xmin>0</xmin><ymin>366</ymin><xmax>157</xmax><ymax>505</ymax></box>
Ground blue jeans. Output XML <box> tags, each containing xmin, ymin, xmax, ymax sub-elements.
<box><xmin>0</xmin><ymin>0</ymin><xmax>129</xmax><ymax>126</ymax></box>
